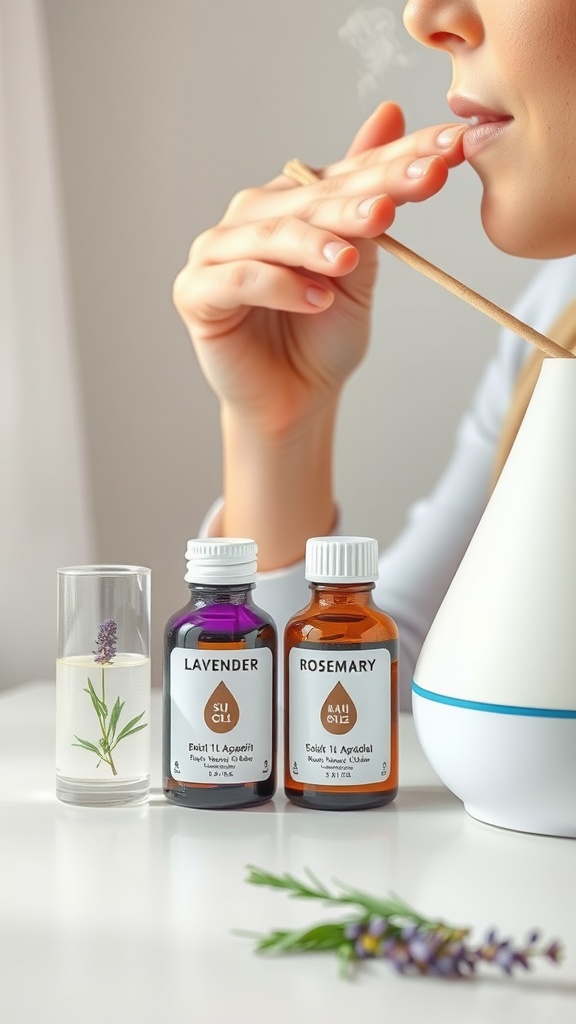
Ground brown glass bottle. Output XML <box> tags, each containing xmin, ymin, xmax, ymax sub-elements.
<box><xmin>284</xmin><ymin>537</ymin><xmax>398</xmax><ymax>810</ymax></box>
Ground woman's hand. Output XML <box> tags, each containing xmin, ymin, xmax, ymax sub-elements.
<box><xmin>173</xmin><ymin>102</ymin><xmax>465</xmax><ymax>567</ymax></box>
<box><xmin>173</xmin><ymin>102</ymin><xmax>465</xmax><ymax>441</ymax></box>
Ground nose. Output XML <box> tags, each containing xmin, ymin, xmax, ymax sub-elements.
<box><xmin>403</xmin><ymin>0</ymin><xmax>483</xmax><ymax>51</ymax></box>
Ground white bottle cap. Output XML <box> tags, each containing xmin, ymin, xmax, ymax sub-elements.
<box><xmin>305</xmin><ymin>536</ymin><xmax>379</xmax><ymax>583</ymax></box>
<box><xmin>184</xmin><ymin>538</ymin><xmax>258</xmax><ymax>585</ymax></box>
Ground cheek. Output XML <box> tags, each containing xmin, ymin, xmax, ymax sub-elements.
<box><xmin>476</xmin><ymin>103</ymin><xmax>576</xmax><ymax>258</ymax></box>
<box><xmin>481</xmin><ymin>3</ymin><xmax>576</xmax><ymax>256</ymax></box>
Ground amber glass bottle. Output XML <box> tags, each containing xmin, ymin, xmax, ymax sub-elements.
<box><xmin>163</xmin><ymin>538</ymin><xmax>277</xmax><ymax>809</ymax></box>
<box><xmin>285</xmin><ymin>537</ymin><xmax>398</xmax><ymax>810</ymax></box>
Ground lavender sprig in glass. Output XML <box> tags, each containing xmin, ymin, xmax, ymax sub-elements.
<box><xmin>72</xmin><ymin>618</ymin><xmax>148</xmax><ymax>775</ymax></box>
<box><xmin>241</xmin><ymin>866</ymin><xmax>564</xmax><ymax>980</ymax></box>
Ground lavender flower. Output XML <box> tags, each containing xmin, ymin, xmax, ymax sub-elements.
<box><xmin>243</xmin><ymin>867</ymin><xmax>565</xmax><ymax>981</ymax></box>
<box><xmin>73</xmin><ymin>617</ymin><xmax>147</xmax><ymax>774</ymax></box>
<box><xmin>474</xmin><ymin>927</ymin><xmax>560</xmax><ymax>975</ymax></box>
<box><xmin>93</xmin><ymin>617</ymin><xmax>117</xmax><ymax>664</ymax></box>
<box><xmin>347</xmin><ymin>920</ymin><xmax>472</xmax><ymax>976</ymax></box>
<box><xmin>338</xmin><ymin>919</ymin><xmax>560</xmax><ymax>978</ymax></box>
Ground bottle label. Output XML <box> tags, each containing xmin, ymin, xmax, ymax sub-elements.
<box><xmin>169</xmin><ymin>647</ymin><xmax>273</xmax><ymax>784</ymax></box>
<box><xmin>288</xmin><ymin>645</ymin><xmax>391</xmax><ymax>786</ymax></box>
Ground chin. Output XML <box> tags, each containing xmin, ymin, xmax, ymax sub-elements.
<box><xmin>480</xmin><ymin>195</ymin><xmax>576</xmax><ymax>260</ymax></box>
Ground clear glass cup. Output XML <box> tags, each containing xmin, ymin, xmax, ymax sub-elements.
<box><xmin>56</xmin><ymin>565</ymin><xmax>151</xmax><ymax>806</ymax></box>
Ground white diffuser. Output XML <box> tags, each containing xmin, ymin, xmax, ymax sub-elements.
<box><xmin>413</xmin><ymin>358</ymin><xmax>576</xmax><ymax>837</ymax></box>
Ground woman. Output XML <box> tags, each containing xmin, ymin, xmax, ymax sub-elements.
<box><xmin>172</xmin><ymin>1</ymin><xmax>576</xmax><ymax>709</ymax></box>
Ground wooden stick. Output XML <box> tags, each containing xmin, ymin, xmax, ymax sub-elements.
<box><xmin>283</xmin><ymin>158</ymin><xmax>574</xmax><ymax>360</ymax></box>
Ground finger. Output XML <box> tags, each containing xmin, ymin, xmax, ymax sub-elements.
<box><xmin>266</xmin><ymin>113</ymin><xmax>454</xmax><ymax>195</ymax></box>
<box><xmin>175</xmin><ymin>261</ymin><xmax>335</xmax><ymax>328</ymax></box>
<box><xmin>224</xmin><ymin>124</ymin><xmax>463</xmax><ymax>225</ymax></box>
<box><xmin>191</xmin><ymin>196</ymin><xmax>397</xmax><ymax>276</ymax></box>
<box><xmin>225</xmin><ymin>150</ymin><xmax>449</xmax><ymax>229</ymax></box>
<box><xmin>326</xmin><ymin>121</ymin><xmax>465</xmax><ymax>177</ymax></box>
<box><xmin>345</xmin><ymin>101</ymin><xmax>405</xmax><ymax>158</ymax></box>
<box><xmin>293</xmin><ymin>153</ymin><xmax>450</xmax><ymax>209</ymax></box>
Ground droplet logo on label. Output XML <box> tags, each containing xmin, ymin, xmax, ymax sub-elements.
<box><xmin>204</xmin><ymin>681</ymin><xmax>240</xmax><ymax>733</ymax></box>
<box><xmin>320</xmin><ymin>682</ymin><xmax>357</xmax><ymax>735</ymax></box>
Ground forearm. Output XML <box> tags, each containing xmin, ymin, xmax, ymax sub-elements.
<box><xmin>220</xmin><ymin>402</ymin><xmax>338</xmax><ymax>570</ymax></box>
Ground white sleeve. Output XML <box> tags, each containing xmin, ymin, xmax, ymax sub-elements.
<box><xmin>200</xmin><ymin>256</ymin><xmax>576</xmax><ymax>712</ymax></box>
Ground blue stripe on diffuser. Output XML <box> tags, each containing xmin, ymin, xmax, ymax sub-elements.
<box><xmin>411</xmin><ymin>681</ymin><xmax>576</xmax><ymax>719</ymax></box>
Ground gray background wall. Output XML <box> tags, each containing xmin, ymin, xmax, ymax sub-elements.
<box><xmin>42</xmin><ymin>0</ymin><xmax>541</xmax><ymax>683</ymax></box>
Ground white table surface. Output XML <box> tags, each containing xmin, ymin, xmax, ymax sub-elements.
<box><xmin>1</xmin><ymin>682</ymin><xmax>575</xmax><ymax>1024</ymax></box>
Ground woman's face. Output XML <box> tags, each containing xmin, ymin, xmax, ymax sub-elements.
<box><xmin>403</xmin><ymin>0</ymin><xmax>576</xmax><ymax>259</ymax></box>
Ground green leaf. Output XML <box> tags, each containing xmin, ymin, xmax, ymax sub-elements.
<box><xmin>110</xmin><ymin>723</ymin><xmax>148</xmax><ymax>750</ymax></box>
<box><xmin>72</xmin><ymin>736</ymin><xmax>106</xmax><ymax>757</ymax></box>
<box><xmin>108</xmin><ymin>724</ymin><xmax>146</xmax><ymax>749</ymax></box>
<box><xmin>84</xmin><ymin>678</ymin><xmax>108</xmax><ymax>720</ymax></box>
<box><xmin>113</xmin><ymin>711</ymin><xmax>147</xmax><ymax>744</ymax></box>
<box><xmin>333</xmin><ymin>884</ymin><xmax>427</xmax><ymax>924</ymax></box>
<box><xmin>254</xmin><ymin>922</ymin><xmax>350</xmax><ymax>955</ymax></box>
<box><xmin>107</xmin><ymin>696</ymin><xmax>125</xmax><ymax>742</ymax></box>
<box><xmin>336</xmin><ymin>941</ymin><xmax>358</xmax><ymax>979</ymax></box>
<box><xmin>245</xmin><ymin>865</ymin><xmax>331</xmax><ymax>902</ymax></box>
<box><xmin>245</xmin><ymin>866</ymin><xmax>429</xmax><ymax>925</ymax></box>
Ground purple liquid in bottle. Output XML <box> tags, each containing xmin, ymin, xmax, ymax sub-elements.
<box><xmin>163</xmin><ymin>582</ymin><xmax>277</xmax><ymax>809</ymax></box>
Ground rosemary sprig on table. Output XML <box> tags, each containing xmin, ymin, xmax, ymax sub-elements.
<box><xmin>242</xmin><ymin>866</ymin><xmax>564</xmax><ymax>979</ymax></box>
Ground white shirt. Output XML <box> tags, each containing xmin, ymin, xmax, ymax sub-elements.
<box><xmin>202</xmin><ymin>255</ymin><xmax>576</xmax><ymax>710</ymax></box>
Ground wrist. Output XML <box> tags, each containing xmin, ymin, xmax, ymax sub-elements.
<box><xmin>220</xmin><ymin>402</ymin><xmax>338</xmax><ymax>570</ymax></box>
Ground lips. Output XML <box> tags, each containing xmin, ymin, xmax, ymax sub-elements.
<box><xmin>448</xmin><ymin>95</ymin><xmax>514</xmax><ymax>159</ymax></box>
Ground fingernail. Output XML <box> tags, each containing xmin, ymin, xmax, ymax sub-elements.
<box><xmin>357</xmin><ymin>195</ymin><xmax>385</xmax><ymax>218</ymax></box>
<box><xmin>306</xmin><ymin>285</ymin><xmax>332</xmax><ymax>307</ymax></box>
<box><xmin>436</xmin><ymin>125</ymin><xmax>465</xmax><ymax>147</ymax></box>
<box><xmin>406</xmin><ymin>156</ymin><xmax>436</xmax><ymax>179</ymax></box>
<box><xmin>322</xmin><ymin>241</ymin><xmax>352</xmax><ymax>263</ymax></box>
